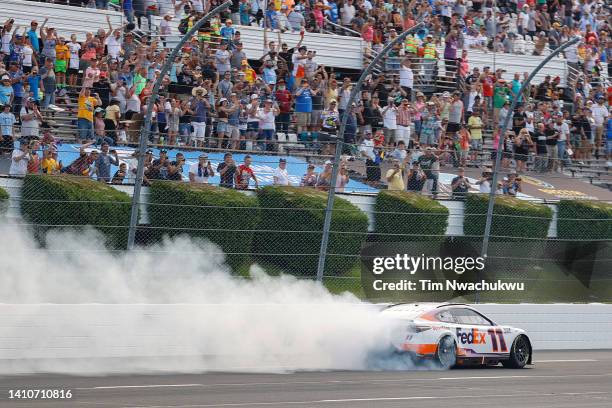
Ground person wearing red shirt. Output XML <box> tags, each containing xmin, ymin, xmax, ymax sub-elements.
<box><xmin>275</xmin><ymin>78</ymin><xmax>293</xmax><ymax>134</ymax></box>
<box><xmin>481</xmin><ymin>67</ymin><xmax>494</xmax><ymax>126</ymax></box>
<box><xmin>235</xmin><ymin>155</ymin><xmax>259</xmax><ymax>190</ymax></box>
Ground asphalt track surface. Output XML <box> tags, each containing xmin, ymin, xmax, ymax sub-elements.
<box><xmin>1</xmin><ymin>350</ymin><xmax>611</xmax><ymax>408</ymax></box>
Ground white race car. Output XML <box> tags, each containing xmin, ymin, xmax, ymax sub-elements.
<box><xmin>381</xmin><ymin>303</ymin><xmax>532</xmax><ymax>369</ymax></box>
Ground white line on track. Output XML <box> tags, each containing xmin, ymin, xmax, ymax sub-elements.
<box><xmin>120</xmin><ymin>391</ymin><xmax>612</xmax><ymax>408</ymax></box>
<box><xmin>535</xmin><ymin>359</ymin><xmax>598</xmax><ymax>363</ymax></box>
<box><xmin>76</xmin><ymin>372</ymin><xmax>612</xmax><ymax>391</ymax></box>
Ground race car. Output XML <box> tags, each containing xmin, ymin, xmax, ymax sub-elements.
<box><xmin>381</xmin><ymin>303</ymin><xmax>532</xmax><ymax>369</ymax></box>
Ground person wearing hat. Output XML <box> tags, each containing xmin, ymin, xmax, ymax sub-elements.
<box><xmin>273</xmin><ymin>158</ymin><xmax>291</xmax><ymax>186</ymax></box>
<box><xmin>20</xmin><ymin>97</ymin><xmax>43</xmax><ymax>139</ymax></box>
<box><xmin>0</xmin><ymin>103</ymin><xmax>16</xmax><ymax>155</ymax></box>
<box><xmin>215</xmin><ymin>41</ymin><xmax>232</xmax><ymax>76</ymax></box>
<box><xmin>220</xmin><ymin>19</ymin><xmax>236</xmax><ymax>42</ymax></box>
<box><xmin>0</xmin><ymin>75</ymin><xmax>14</xmax><ymax>107</ymax></box>
<box><xmin>315</xmin><ymin>160</ymin><xmax>333</xmax><ymax>191</ymax></box>
<box><xmin>422</xmin><ymin>34</ymin><xmax>438</xmax><ymax>83</ymax></box>
<box><xmin>300</xmin><ymin>163</ymin><xmax>318</xmax><ymax>187</ymax></box>
<box><xmin>257</xmin><ymin>98</ymin><xmax>280</xmax><ymax>151</ymax></box>
<box><xmin>190</xmin><ymin>86</ymin><xmax>210</xmax><ymax>147</ymax></box>
<box><xmin>189</xmin><ymin>153</ymin><xmax>215</xmax><ymax>184</ymax></box>
<box><xmin>591</xmin><ymin>96</ymin><xmax>609</xmax><ymax>158</ymax></box>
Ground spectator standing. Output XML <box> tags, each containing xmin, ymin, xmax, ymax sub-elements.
<box><xmin>417</xmin><ymin>147</ymin><xmax>439</xmax><ymax>197</ymax></box>
<box><xmin>217</xmin><ymin>152</ymin><xmax>237</xmax><ymax>188</ymax></box>
<box><xmin>294</xmin><ymin>79</ymin><xmax>313</xmax><ymax>140</ymax></box>
<box><xmin>300</xmin><ymin>163</ymin><xmax>318</xmax><ymax>187</ymax></box>
<box><xmin>189</xmin><ymin>153</ymin><xmax>215</xmax><ymax>183</ymax></box>
<box><xmin>77</xmin><ymin>87</ymin><xmax>101</xmax><ymax>141</ymax></box>
<box><xmin>95</xmin><ymin>142</ymin><xmax>119</xmax><ymax>182</ymax></box>
<box><xmin>386</xmin><ymin>159</ymin><xmax>405</xmax><ymax>191</ymax></box>
<box><xmin>451</xmin><ymin>167</ymin><xmax>471</xmax><ymax>200</ymax></box>
<box><xmin>20</xmin><ymin>97</ymin><xmax>42</xmax><ymax>139</ymax></box>
<box><xmin>0</xmin><ymin>103</ymin><xmax>16</xmax><ymax>154</ymax></box>
<box><xmin>273</xmin><ymin>158</ymin><xmax>290</xmax><ymax>185</ymax></box>
<box><xmin>40</xmin><ymin>59</ymin><xmax>56</xmax><ymax>108</ymax></box>
<box><xmin>406</xmin><ymin>162</ymin><xmax>426</xmax><ymax>192</ymax></box>
<box><xmin>9</xmin><ymin>141</ymin><xmax>30</xmax><ymax>177</ymax></box>
<box><xmin>190</xmin><ymin>86</ymin><xmax>210</xmax><ymax>147</ymax></box>
<box><xmin>235</xmin><ymin>154</ymin><xmax>258</xmax><ymax>189</ymax></box>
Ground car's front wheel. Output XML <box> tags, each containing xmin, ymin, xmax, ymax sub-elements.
<box><xmin>436</xmin><ymin>335</ymin><xmax>457</xmax><ymax>369</ymax></box>
<box><xmin>502</xmin><ymin>335</ymin><xmax>531</xmax><ymax>368</ymax></box>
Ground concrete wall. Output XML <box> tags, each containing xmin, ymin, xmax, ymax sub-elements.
<box><xmin>477</xmin><ymin>304</ymin><xmax>612</xmax><ymax>350</ymax></box>
<box><xmin>0</xmin><ymin>304</ymin><xmax>610</xmax><ymax>370</ymax></box>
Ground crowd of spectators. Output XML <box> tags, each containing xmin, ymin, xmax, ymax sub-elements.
<box><xmin>0</xmin><ymin>0</ymin><xmax>611</xmax><ymax>195</ymax></box>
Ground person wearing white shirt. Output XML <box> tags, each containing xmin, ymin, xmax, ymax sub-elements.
<box><xmin>9</xmin><ymin>143</ymin><xmax>30</xmax><ymax>176</ymax></box>
<box><xmin>591</xmin><ymin>97</ymin><xmax>609</xmax><ymax>154</ymax></box>
<box><xmin>105</xmin><ymin>31</ymin><xmax>122</xmax><ymax>61</ymax></box>
<box><xmin>273</xmin><ymin>158</ymin><xmax>290</xmax><ymax>185</ymax></box>
<box><xmin>189</xmin><ymin>153</ymin><xmax>215</xmax><ymax>183</ymax></box>
<box><xmin>341</xmin><ymin>0</ymin><xmax>356</xmax><ymax>26</ymax></box>
<box><xmin>381</xmin><ymin>101</ymin><xmax>397</xmax><ymax>142</ymax></box>
<box><xmin>359</xmin><ymin>132</ymin><xmax>376</xmax><ymax>161</ymax></box>
<box><xmin>399</xmin><ymin>60</ymin><xmax>414</xmax><ymax>98</ymax></box>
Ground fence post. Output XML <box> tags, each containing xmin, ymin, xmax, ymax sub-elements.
<box><xmin>315</xmin><ymin>22</ymin><xmax>425</xmax><ymax>281</ymax></box>
<box><xmin>126</xmin><ymin>1</ymin><xmax>232</xmax><ymax>250</ymax></box>
<box><xmin>477</xmin><ymin>36</ymin><xmax>581</xmax><ymax>302</ymax></box>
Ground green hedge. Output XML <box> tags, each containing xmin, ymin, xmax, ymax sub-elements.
<box><xmin>464</xmin><ymin>194</ymin><xmax>553</xmax><ymax>239</ymax></box>
<box><xmin>21</xmin><ymin>175</ymin><xmax>131</xmax><ymax>248</ymax></box>
<box><xmin>0</xmin><ymin>186</ymin><xmax>9</xmax><ymax>217</ymax></box>
<box><xmin>253</xmin><ymin>186</ymin><xmax>368</xmax><ymax>276</ymax></box>
<box><xmin>557</xmin><ymin>200</ymin><xmax>612</xmax><ymax>240</ymax></box>
<box><xmin>148</xmin><ymin>181</ymin><xmax>260</xmax><ymax>269</ymax></box>
<box><xmin>374</xmin><ymin>191</ymin><xmax>449</xmax><ymax>241</ymax></box>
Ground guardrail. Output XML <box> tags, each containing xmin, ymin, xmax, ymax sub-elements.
<box><xmin>0</xmin><ymin>303</ymin><xmax>609</xmax><ymax>374</ymax></box>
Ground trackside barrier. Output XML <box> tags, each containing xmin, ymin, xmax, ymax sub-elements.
<box><xmin>0</xmin><ymin>304</ymin><xmax>609</xmax><ymax>373</ymax></box>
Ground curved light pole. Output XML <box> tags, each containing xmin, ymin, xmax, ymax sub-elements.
<box><xmin>316</xmin><ymin>23</ymin><xmax>425</xmax><ymax>281</ymax></box>
<box><xmin>478</xmin><ymin>37</ymin><xmax>580</xmax><ymax>296</ymax></box>
<box><xmin>126</xmin><ymin>1</ymin><xmax>232</xmax><ymax>250</ymax></box>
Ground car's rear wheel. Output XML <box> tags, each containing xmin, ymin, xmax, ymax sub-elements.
<box><xmin>502</xmin><ymin>335</ymin><xmax>531</xmax><ymax>368</ymax></box>
<box><xmin>436</xmin><ymin>335</ymin><xmax>456</xmax><ymax>369</ymax></box>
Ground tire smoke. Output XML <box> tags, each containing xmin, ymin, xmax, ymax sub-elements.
<box><xmin>0</xmin><ymin>225</ymin><xmax>413</xmax><ymax>374</ymax></box>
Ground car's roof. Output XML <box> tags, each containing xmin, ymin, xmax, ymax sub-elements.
<box><xmin>380</xmin><ymin>303</ymin><xmax>470</xmax><ymax>318</ymax></box>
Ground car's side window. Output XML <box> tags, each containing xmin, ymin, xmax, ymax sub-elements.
<box><xmin>451</xmin><ymin>308</ymin><xmax>493</xmax><ymax>326</ymax></box>
<box><xmin>436</xmin><ymin>310</ymin><xmax>456</xmax><ymax>323</ymax></box>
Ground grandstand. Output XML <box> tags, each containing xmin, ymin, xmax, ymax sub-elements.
<box><xmin>0</xmin><ymin>0</ymin><xmax>610</xmax><ymax>193</ymax></box>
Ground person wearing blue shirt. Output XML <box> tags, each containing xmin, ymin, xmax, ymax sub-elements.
<box><xmin>0</xmin><ymin>76</ymin><xmax>14</xmax><ymax>106</ymax></box>
<box><xmin>220</xmin><ymin>20</ymin><xmax>236</xmax><ymax>41</ymax></box>
<box><xmin>607</xmin><ymin>115</ymin><xmax>612</xmax><ymax>160</ymax></box>
<box><xmin>294</xmin><ymin>79</ymin><xmax>313</xmax><ymax>139</ymax></box>
<box><xmin>27</xmin><ymin>69</ymin><xmax>42</xmax><ymax>102</ymax></box>
<box><xmin>27</xmin><ymin>20</ymin><xmax>40</xmax><ymax>54</ymax></box>
<box><xmin>0</xmin><ymin>103</ymin><xmax>17</xmax><ymax>154</ymax></box>
<box><xmin>8</xmin><ymin>63</ymin><xmax>24</xmax><ymax>119</ymax></box>
<box><xmin>327</xmin><ymin>0</ymin><xmax>339</xmax><ymax>24</ymax></box>
<box><xmin>510</xmin><ymin>73</ymin><xmax>522</xmax><ymax>104</ymax></box>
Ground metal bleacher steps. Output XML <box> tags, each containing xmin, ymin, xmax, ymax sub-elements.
<box><xmin>2</xmin><ymin>0</ymin><xmax>123</xmax><ymax>41</ymax></box>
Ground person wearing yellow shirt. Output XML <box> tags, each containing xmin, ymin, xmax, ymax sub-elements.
<box><xmin>467</xmin><ymin>110</ymin><xmax>483</xmax><ymax>161</ymax></box>
<box><xmin>241</xmin><ymin>60</ymin><xmax>257</xmax><ymax>84</ymax></box>
<box><xmin>54</xmin><ymin>37</ymin><xmax>70</xmax><ymax>89</ymax></box>
<box><xmin>41</xmin><ymin>149</ymin><xmax>62</xmax><ymax>174</ymax></box>
<box><xmin>386</xmin><ymin>159</ymin><xmax>405</xmax><ymax>191</ymax></box>
<box><xmin>77</xmin><ymin>87</ymin><xmax>101</xmax><ymax>141</ymax></box>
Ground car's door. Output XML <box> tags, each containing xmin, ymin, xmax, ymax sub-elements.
<box><xmin>451</xmin><ymin>307</ymin><xmax>507</xmax><ymax>355</ymax></box>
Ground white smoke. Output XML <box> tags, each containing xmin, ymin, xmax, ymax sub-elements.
<box><xmin>0</xmin><ymin>225</ymin><xmax>411</xmax><ymax>375</ymax></box>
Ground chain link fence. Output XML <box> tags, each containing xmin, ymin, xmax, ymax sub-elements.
<box><xmin>1</xmin><ymin>138</ymin><xmax>610</xmax><ymax>303</ymax></box>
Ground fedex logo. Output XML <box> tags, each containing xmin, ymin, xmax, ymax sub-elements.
<box><xmin>456</xmin><ymin>328</ymin><xmax>486</xmax><ymax>345</ymax></box>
